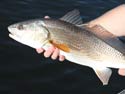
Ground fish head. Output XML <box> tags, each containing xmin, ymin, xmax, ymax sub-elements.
<box><xmin>8</xmin><ymin>19</ymin><xmax>49</xmax><ymax>48</ymax></box>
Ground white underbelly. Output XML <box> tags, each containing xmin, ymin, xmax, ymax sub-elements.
<box><xmin>43</xmin><ymin>43</ymin><xmax>125</xmax><ymax>69</ymax></box>
<box><xmin>60</xmin><ymin>50</ymin><xmax>125</xmax><ymax>69</ymax></box>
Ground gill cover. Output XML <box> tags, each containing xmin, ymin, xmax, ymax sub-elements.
<box><xmin>9</xmin><ymin>20</ymin><xmax>50</xmax><ymax>48</ymax></box>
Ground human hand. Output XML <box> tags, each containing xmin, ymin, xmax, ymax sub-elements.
<box><xmin>36</xmin><ymin>46</ymin><xmax>65</xmax><ymax>61</ymax></box>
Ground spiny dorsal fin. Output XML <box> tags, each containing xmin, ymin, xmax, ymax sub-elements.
<box><xmin>84</xmin><ymin>25</ymin><xmax>125</xmax><ymax>55</ymax></box>
<box><xmin>60</xmin><ymin>9</ymin><xmax>83</xmax><ymax>25</ymax></box>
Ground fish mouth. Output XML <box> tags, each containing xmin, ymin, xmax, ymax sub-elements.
<box><xmin>8</xmin><ymin>26</ymin><xmax>21</xmax><ymax>40</ymax></box>
<box><xmin>8</xmin><ymin>26</ymin><xmax>28</xmax><ymax>48</ymax></box>
<box><xmin>8</xmin><ymin>32</ymin><xmax>23</xmax><ymax>47</ymax></box>
<box><xmin>8</xmin><ymin>26</ymin><xmax>47</xmax><ymax>49</ymax></box>
<box><xmin>8</xmin><ymin>32</ymin><xmax>35</xmax><ymax>48</ymax></box>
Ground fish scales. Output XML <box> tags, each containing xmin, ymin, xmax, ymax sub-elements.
<box><xmin>43</xmin><ymin>19</ymin><xmax>125</xmax><ymax>65</ymax></box>
<box><xmin>8</xmin><ymin>9</ymin><xmax>125</xmax><ymax>85</ymax></box>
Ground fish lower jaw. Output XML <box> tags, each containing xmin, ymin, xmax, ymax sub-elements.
<box><xmin>9</xmin><ymin>34</ymin><xmax>44</xmax><ymax>48</ymax></box>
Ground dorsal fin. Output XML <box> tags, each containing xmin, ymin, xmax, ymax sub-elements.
<box><xmin>60</xmin><ymin>9</ymin><xmax>83</xmax><ymax>25</ymax></box>
<box><xmin>84</xmin><ymin>25</ymin><xmax>125</xmax><ymax>55</ymax></box>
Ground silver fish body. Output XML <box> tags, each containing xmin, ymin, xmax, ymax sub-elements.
<box><xmin>8</xmin><ymin>10</ymin><xmax>125</xmax><ymax>85</ymax></box>
<box><xmin>37</xmin><ymin>19</ymin><xmax>125</xmax><ymax>68</ymax></box>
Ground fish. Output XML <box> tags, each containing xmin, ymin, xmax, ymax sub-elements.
<box><xmin>8</xmin><ymin>9</ymin><xmax>125</xmax><ymax>85</ymax></box>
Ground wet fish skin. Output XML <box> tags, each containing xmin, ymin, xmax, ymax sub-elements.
<box><xmin>8</xmin><ymin>10</ymin><xmax>125</xmax><ymax>85</ymax></box>
<box><xmin>42</xmin><ymin>19</ymin><xmax>125</xmax><ymax>67</ymax></box>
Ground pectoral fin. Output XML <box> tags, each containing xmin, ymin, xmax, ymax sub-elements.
<box><xmin>49</xmin><ymin>40</ymin><xmax>70</xmax><ymax>52</ymax></box>
<box><xmin>92</xmin><ymin>67</ymin><xmax>112</xmax><ymax>85</ymax></box>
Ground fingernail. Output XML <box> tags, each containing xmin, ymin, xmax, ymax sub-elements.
<box><xmin>59</xmin><ymin>55</ymin><xmax>65</xmax><ymax>62</ymax></box>
<box><xmin>36</xmin><ymin>48</ymin><xmax>44</xmax><ymax>53</ymax></box>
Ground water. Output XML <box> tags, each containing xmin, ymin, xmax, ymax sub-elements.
<box><xmin>0</xmin><ymin>0</ymin><xmax>125</xmax><ymax>94</ymax></box>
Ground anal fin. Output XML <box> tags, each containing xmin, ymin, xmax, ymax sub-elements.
<box><xmin>92</xmin><ymin>67</ymin><xmax>112</xmax><ymax>85</ymax></box>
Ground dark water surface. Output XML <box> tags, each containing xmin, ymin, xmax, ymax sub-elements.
<box><xmin>0</xmin><ymin>0</ymin><xmax>125</xmax><ymax>94</ymax></box>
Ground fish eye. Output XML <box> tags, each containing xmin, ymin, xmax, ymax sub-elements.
<box><xmin>18</xmin><ymin>24</ymin><xmax>24</xmax><ymax>30</ymax></box>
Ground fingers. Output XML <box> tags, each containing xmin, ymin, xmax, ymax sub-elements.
<box><xmin>59</xmin><ymin>55</ymin><xmax>65</xmax><ymax>61</ymax></box>
<box><xmin>44</xmin><ymin>46</ymin><xmax>55</xmax><ymax>58</ymax></box>
<box><xmin>36</xmin><ymin>48</ymin><xmax>44</xmax><ymax>53</ymax></box>
<box><xmin>50</xmin><ymin>48</ymin><xmax>65</xmax><ymax>61</ymax></box>
<box><xmin>51</xmin><ymin>48</ymin><xmax>65</xmax><ymax>61</ymax></box>
<box><xmin>51</xmin><ymin>48</ymin><xmax>59</xmax><ymax>60</ymax></box>
<box><xmin>118</xmin><ymin>68</ymin><xmax>125</xmax><ymax>76</ymax></box>
<box><xmin>36</xmin><ymin>46</ymin><xmax>65</xmax><ymax>61</ymax></box>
